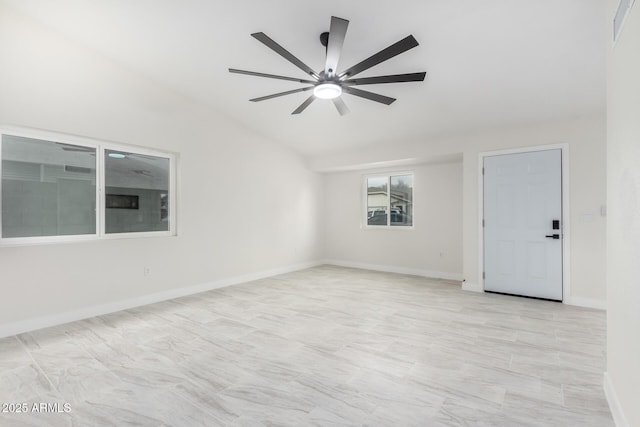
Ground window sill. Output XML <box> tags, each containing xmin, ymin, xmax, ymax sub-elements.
<box><xmin>0</xmin><ymin>231</ymin><xmax>177</xmax><ymax>247</ymax></box>
<box><xmin>362</xmin><ymin>225</ymin><xmax>415</xmax><ymax>231</ymax></box>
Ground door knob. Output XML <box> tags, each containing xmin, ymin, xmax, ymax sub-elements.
<box><xmin>545</xmin><ymin>234</ymin><xmax>560</xmax><ymax>239</ymax></box>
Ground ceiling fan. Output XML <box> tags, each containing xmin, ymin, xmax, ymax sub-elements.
<box><xmin>229</xmin><ymin>16</ymin><xmax>426</xmax><ymax>115</ymax></box>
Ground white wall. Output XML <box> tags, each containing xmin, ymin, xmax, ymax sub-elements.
<box><xmin>312</xmin><ymin>114</ymin><xmax>607</xmax><ymax>306</ymax></box>
<box><xmin>323</xmin><ymin>161</ymin><xmax>463</xmax><ymax>279</ymax></box>
<box><xmin>606</xmin><ymin>0</ymin><xmax>640</xmax><ymax>425</ymax></box>
<box><xmin>0</xmin><ymin>7</ymin><xmax>323</xmax><ymax>332</ymax></box>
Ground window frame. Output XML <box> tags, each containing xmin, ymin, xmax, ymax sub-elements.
<box><xmin>363</xmin><ymin>171</ymin><xmax>415</xmax><ymax>230</ymax></box>
<box><xmin>0</xmin><ymin>126</ymin><xmax>177</xmax><ymax>246</ymax></box>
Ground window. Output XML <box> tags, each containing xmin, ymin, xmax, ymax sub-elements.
<box><xmin>104</xmin><ymin>149</ymin><xmax>170</xmax><ymax>234</ymax></box>
<box><xmin>0</xmin><ymin>129</ymin><xmax>176</xmax><ymax>244</ymax></box>
<box><xmin>366</xmin><ymin>173</ymin><xmax>413</xmax><ymax>227</ymax></box>
<box><xmin>1</xmin><ymin>135</ymin><xmax>97</xmax><ymax>239</ymax></box>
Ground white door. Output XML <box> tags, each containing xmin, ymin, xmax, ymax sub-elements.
<box><xmin>483</xmin><ymin>149</ymin><xmax>563</xmax><ymax>300</ymax></box>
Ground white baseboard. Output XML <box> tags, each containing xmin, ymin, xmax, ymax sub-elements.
<box><xmin>462</xmin><ymin>281</ymin><xmax>483</xmax><ymax>292</ymax></box>
<box><xmin>322</xmin><ymin>259</ymin><xmax>463</xmax><ymax>282</ymax></box>
<box><xmin>0</xmin><ymin>260</ymin><xmax>323</xmax><ymax>339</ymax></box>
<box><xmin>604</xmin><ymin>372</ymin><xmax>630</xmax><ymax>427</ymax></box>
<box><xmin>564</xmin><ymin>296</ymin><xmax>607</xmax><ymax>310</ymax></box>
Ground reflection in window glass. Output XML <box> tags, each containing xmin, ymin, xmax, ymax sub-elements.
<box><xmin>105</xmin><ymin>149</ymin><xmax>170</xmax><ymax>234</ymax></box>
<box><xmin>390</xmin><ymin>175</ymin><xmax>413</xmax><ymax>226</ymax></box>
<box><xmin>365</xmin><ymin>173</ymin><xmax>413</xmax><ymax>227</ymax></box>
<box><xmin>367</xmin><ymin>176</ymin><xmax>388</xmax><ymax>226</ymax></box>
<box><xmin>1</xmin><ymin>135</ymin><xmax>96</xmax><ymax>238</ymax></box>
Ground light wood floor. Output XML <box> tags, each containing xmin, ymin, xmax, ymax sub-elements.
<box><xmin>0</xmin><ymin>265</ymin><xmax>613</xmax><ymax>426</ymax></box>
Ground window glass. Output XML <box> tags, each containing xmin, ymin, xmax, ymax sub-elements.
<box><xmin>1</xmin><ymin>135</ymin><xmax>96</xmax><ymax>238</ymax></box>
<box><xmin>365</xmin><ymin>173</ymin><xmax>413</xmax><ymax>228</ymax></box>
<box><xmin>367</xmin><ymin>176</ymin><xmax>388</xmax><ymax>226</ymax></box>
<box><xmin>390</xmin><ymin>175</ymin><xmax>413</xmax><ymax>226</ymax></box>
<box><xmin>104</xmin><ymin>149</ymin><xmax>170</xmax><ymax>234</ymax></box>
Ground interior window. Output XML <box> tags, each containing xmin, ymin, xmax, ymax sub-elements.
<box><xmin>0</xmin><ymin>131</ymin><xmax>176</xmax><ymax>244</ymax></box>
<box><xmin>104</xmin><ymin>149</ymin><xmax>170</xmax><ymax>234</ymax></box>
<box><xmin>1</xmin><ymin>135</ymin><xmax>96</xmax><ymax>238</ymax></box>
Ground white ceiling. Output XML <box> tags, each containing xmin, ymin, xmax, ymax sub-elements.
<box><xmin>3</xmin><ymin>0</ymin><xmax>606</xmax><ymax>157</ymax></box>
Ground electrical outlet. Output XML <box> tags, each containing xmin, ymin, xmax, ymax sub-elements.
<box><xmin>143</xmin><ymin>267</ymin><xmax>151</xmax><ymax>276</ymax></box>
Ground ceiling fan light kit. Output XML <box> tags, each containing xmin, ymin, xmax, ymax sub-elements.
<box><xmin>313</xmin><ymin>83</ymin><xmax>342</xmax><ymax>100</ymax></box>
<box><xmin>229</xmin><ymin>16</ymin><xmax>426</xmax><ymax>115</ymax></box>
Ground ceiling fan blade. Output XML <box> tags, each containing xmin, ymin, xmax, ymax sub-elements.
<box><xmin>250</xmin><ymin>86</ymin><xmax>313</xmax><ymax>102</ymax></box>
<box><xmin>339</xmin><ymin>35</ymin><xmax>419</xmax><ymax>79</ymax></box>
<box><xmin>229</xmin><ymin>68</ymin><xmax>316</xmax><ymax>84</ymax></box>
<box><xmin>252</xmin><ymin>32</ymin><xmax>319</xmax><ymax>80</ymax></box>
<box><xmin>325</xmin><ymin>16</ymin><xmax>349</xmax><ymax>78</ymax></box>
<box><xmin>343</xmin><ymin>87</ymin><xmax>396</xmax><ymax>105</ymax></box>
<box><xmin>332</xmin><ymin>97</ymin><xmax>350</xmax><ymax>116</ymax></box>
<box><xmin>291</xmin><ymin>95</ymin><xmax>316</xmax><ymax>115</ymax></box>
<box><xmin>343</xmin><ymin>72</ymin><xmax>426</xmax><ymax>86</ymax></box>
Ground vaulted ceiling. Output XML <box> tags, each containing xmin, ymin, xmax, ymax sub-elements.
<box><xmin>3</xmin><ymin>0</ymin><xmax>606</xmax><ymax>156</ymax></box>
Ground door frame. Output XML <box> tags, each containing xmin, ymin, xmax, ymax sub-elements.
<box><xmin>478</xmin><ymin>143</ymin><xmax>570</xmax><ymax>302</ymax></box>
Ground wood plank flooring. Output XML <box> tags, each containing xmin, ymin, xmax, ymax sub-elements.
<box><xmin>0</xmin><ymin>265</ymin><xmax>613</xmax><ymax>426</ymax></box>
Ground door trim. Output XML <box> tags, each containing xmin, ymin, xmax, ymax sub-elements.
<box><xmin>478</xmin><ymin>144</ymin><xmax>570</xmax><ymax>303</ymax></box>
